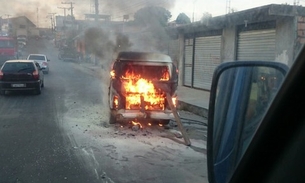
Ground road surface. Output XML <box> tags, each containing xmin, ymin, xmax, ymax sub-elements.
<box><xmin>0</xmin><ymin>39</ymin><xmax>207</xmax><ymax>183</ymax></box>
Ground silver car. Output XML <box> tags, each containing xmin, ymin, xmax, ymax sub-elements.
<box><xmin>27</xmin><ymin>54</ymin><xmax>50</xmax><ymax>74</ymax></box>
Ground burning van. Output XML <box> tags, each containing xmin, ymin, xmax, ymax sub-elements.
<box><xmin>108</xmin><ymin>52</ymin><xmax>178</xmax><ymax>124</ymax></box>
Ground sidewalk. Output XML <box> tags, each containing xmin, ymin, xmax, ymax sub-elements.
<box><xmin>177</xmin><ymin>86</ymin><xmax>210</xmax><ymax>118</ymax></box>
<box><xmin>76</xmin><ymin>62</ymin><xmax>210</xmax><ymax>118</ymax></box>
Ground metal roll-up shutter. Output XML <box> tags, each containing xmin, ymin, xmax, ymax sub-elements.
<box><xmin>237</xmin><ymin>29</ymin><xmax>276</xmax><ymax>61</ymax></box>
<box><xmin>183</xmin><ymin>39</ymin><xmax>193</xmax><ymax>87</ymax></box>
<box><xmin>193</xmin><ymin>36</ymin><xmax>221</xmax><ymax>90</ymax></box>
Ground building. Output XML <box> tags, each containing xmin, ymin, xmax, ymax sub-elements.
<box><xmin>9</xmin><ymin>16</ymin><xmax>37</xmax><ymax>37</ymax></box>
<box><xmin>169</xmin><ymin>4</ymin><xmax>305</xmax><ymax>91</ymax></box>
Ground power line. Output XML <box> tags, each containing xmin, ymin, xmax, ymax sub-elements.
<box><xmin>58</xmin><ymin>7</ymin><xmax>71</xmax><ymax>17</ymax></box>
<box><xmin>62</xmin><ymin>2</ymin><xmax>75</xmax><ymax>17</ymax></box>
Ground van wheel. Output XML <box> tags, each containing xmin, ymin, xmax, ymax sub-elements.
<box><xmin>160</xmin><ymin>120</ymin><xmax>170</xmax><ymax>125</ymax></box>
<box><xmin>109</xmin><ymin>112</ymin><xmax>117</xmax><ymax>124</ymax></box>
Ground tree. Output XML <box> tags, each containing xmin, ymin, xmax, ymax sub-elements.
<box><xmin>134</xmin><ymin>6</ymin><xmax>172</xmax><ymax>27</ymax></box>
<box><xmin>201</xmin><ymin>12</ymin><xmax>212</xmax><ymax>25</ymax></box>
<box><xmin>176</xmin><ymin>13</ymin><xmax>191</xmax><ymax>24</ymax></box>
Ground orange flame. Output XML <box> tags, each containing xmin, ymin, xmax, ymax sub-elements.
<box><xmin>160</xmin><ymin>68</ymin><xmax>170</xmax><ymax>81</ymax></box>
<box><xmin>122</xmin><ymin>68</ymin><xmax>169</xmax><ymax>81</ymax></box>
<box><xmin>113</xmin><ymin>96</ymin><xmax>119</xmax><ymax>109</ymax></box>
<box><xmin>172</xmin><ymin>96</ymin><xmax>177</xmax><ymax>107</ymax></box>
<box><xmin>110</xmin><ymin>70</ymin><xmax>116</xmax><ymax>79</ymax></box>
<box><xmin>132</xmin><ymin>121</ymin><xmax>143</xmax><ymax>128</ymax></box>
<box><xmin>122</xmin><ymin>71</ymin><xmax>166</xmax><ymax>110</ymax></box>
<box><xmin>121</xmin><ymin>70</ymin><xmax>141</xmax><ymax>80</ymax></box>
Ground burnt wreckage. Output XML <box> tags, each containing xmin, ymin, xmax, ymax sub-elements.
<box><xmin>108</xmin><ymin>51</ymin><xmax>179</xmax><ymax>125</ymax></box>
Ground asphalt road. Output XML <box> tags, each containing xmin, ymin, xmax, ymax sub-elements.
<box><xmin>0</xmin><ymin>39</ymin><xmax>101</xmax><ymax>183</ymax></box>
<box><xmin>0</xmin><ymin>39</ymin><xmax>208</xmax><ymax>183</ymax></box>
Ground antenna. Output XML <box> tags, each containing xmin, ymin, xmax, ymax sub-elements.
<box><xmin>294</xmin><ymin>0</ymin><xmax>300</xmax><ymax>5</ymax></box>
<box><xmin>226</xmin><ymin>0</ymin><xmax>231</xmax><ymax>14</ymax></box>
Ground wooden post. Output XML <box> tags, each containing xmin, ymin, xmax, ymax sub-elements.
<box><xmin>166</xmin><ymin>93</ymin><xmax>191</xmax><ymax>146</ymax></box>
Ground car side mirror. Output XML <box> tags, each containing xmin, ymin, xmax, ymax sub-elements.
<box><xmin>207</xmin><ymin>61</ymin><xmax>288</xmax><ymax>183</ymax></box>
<box><xmin>47</xmin><ymin>59</ymin><xmax>50</xmax><ymax>62</ymax></box>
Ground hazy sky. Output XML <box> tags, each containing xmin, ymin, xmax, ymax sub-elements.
<box><xmin>0</xmin><ymin>0</ymin><xmax>301</xmax><ymax>27</ymax></box>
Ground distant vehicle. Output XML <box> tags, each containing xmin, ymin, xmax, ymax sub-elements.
<box><xmin>0</xmin><ymin>36</ymin><xmax>18</xmax><ymax>66</ymax></box>
<box><xmin>0</xmin><ymin>60</ymin><xmax>44</xmax><ymax>95</ymax></box>
<box><xmin>18</xmin><ymin>40</ymin><xmax>26</xmax><ymax>47</ymax></box>
<box><xmin>27</xmin><ymin>54</ymin><xmax>50</xmax><ymax>74</ymax></box>
<box><xmin>17</xmin><ymin>35</ymin><xmax>27</xmax><ymax>46</ymax></box>
<box><xmin>108</xmin><ymin>51</ymin><xmax>179</xmax><ymax>124</ymax></box>
<box><xmin>58</xmin><ymin>45</ymin><xmax>80</xmax><ymax>62</ymax></box>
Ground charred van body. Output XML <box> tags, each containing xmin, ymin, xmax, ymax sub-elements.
<box><xmin>108</xmin><ymin>51</ymin><xmax>178</xmax><ymax>124</ymax></box>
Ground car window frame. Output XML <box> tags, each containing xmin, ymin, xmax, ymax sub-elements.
<box><xmin>228</xmin><ymin>45</ymin><xmax>305</xmax><ymax>183</ymax></box>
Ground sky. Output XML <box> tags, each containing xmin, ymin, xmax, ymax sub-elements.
<box><xmin>0</xmin><ymin>0</ymin><xmax>303</xmax><ymax>27</ymax></box>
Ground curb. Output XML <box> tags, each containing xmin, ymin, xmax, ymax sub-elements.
<box><xmin>177</xmin><ymin>100</ymin><xmax>208</xmax><ymax>118</ymax></box>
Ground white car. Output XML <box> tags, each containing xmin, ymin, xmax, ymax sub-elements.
<box><xmin>27</xmin><ymin>54</ymin><xmax>50</xmax><ymax>74</ymax></box>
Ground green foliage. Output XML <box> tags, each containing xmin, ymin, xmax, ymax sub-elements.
<box><xmin>176</xmin><ymin>13</ymin><xmax>191</xmax><ymax>24</ymax></box>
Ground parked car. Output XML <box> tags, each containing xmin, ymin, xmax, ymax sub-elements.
<box><xmin>27</xmin><ymin>54</ymin><xmax>50</xmax><ymax>74</ymax></box>
<box><xmin>0</xmin><ymin>60</ymin><xmax>44</xmax><ymax>95</ymax></box>
<box><xmin>108</xmin><ymin>51</ymin><xmax>178</xmax><ymax>124</ymax></box>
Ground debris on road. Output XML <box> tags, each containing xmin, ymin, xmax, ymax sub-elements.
<box><xmin>169</xmin><ymin>129</ymin><xmax>183</xmax><ymax>138</ymax></box>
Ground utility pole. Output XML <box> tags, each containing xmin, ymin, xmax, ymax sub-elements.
<box><xmin>47</xmin><ymin>13</ymin><xmax>56</xmax><ymax>32</ymax></box>
<box><xmin>37</xmin><ymin>7</ymin><xmax>39</xmax><ymax>28</ymax></box>
<box><xmin>226</xmin><ymin>0</ymin><xmax>231</xmax><ymax>14</ymax></box>
<box><xmin>58</xmin><ymin>7</ymin><xmax>70</xmax><ymax>31</ymax></box>
<box><xmin>62</xmin><ymin>2</ymin><xmax>75</xmax><ymax>18</ymax></box>
<box><xmin>192</xmin><ymin>0</ymin><xmax>197</xmax><ymax>22</ymax></box>
<box><xmin>94</xmin><ymin>0</ymin><xmax>99</xmax><ymax>65</ymax></box>
<box><xmin>95</xmin><ymin>0</ymin><xmax>99</xmax><ymax>22</ymax></box>
<box><xmin>58</xmin><ymin>7</ymin><xmax>70</xmax><ymax>17</ymax></box>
